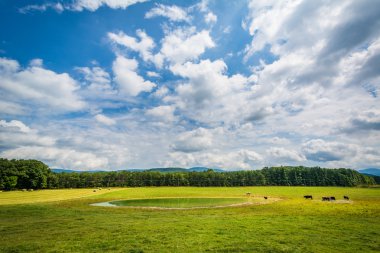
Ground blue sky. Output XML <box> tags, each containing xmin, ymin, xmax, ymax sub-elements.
<box><xmin>0</xmin><ymin>0</ymin><xmax>379</xmax><ymax>170</ymax></box>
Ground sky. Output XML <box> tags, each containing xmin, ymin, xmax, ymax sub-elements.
<box><xmin>0</xmin><ymin>0</ymin><xmax>379</xmax><ymax>171</ymax></box>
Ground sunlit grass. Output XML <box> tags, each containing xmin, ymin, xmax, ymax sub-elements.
<box><xmin>0</xmin><ymin>188</ymin><xmax>123</xmax><ymax>205</ymax></box>
<box><xmin>0</xmin><ymin>186</ymin><xmax>379</xmax><ymax>252</ymax></box>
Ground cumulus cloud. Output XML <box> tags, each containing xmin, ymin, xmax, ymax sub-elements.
<box><xmin>19</xmin><ymin>2</ymin><xmax>64</xmax><ymax>13</ymax></box>
<box><xmin>20</xmin><ymin>0</ymin><xmax>148</xmax><ymax>13</ymax></box>
<box><xmin>112</xmin><ymin>55</ymin><xmax>156</xmax><ymax>96</ymax></box>
<box><xmin>266</xmin><ymin>147</ymin><xmax>305</xmax><ymax>162</ymax></box>
<box><xmin>0</xmin><ymin>58</ymin><xmax>85</xmax><ymax>114</ymax></box>
<box><xmin>146</xmin><ymin>71</ymin><xmax>160</xmax><ymax>78</ymax></box>
<box><xmin>108</xmin><ymin>30</ymin><xmax>157</xmax><ymax>63</ymax></box>
<box><xmin>145</xmin><ymin>4</ymin><xmax>191</xmax><ymax>23</ymax></box>
<box><xmin>0</xmin><ymin>101</ymin><xmax>26</xmax><ymax>115</ymax></box>
<box><xmin>145</xmin><ymin>105</ymin><xmax>176</xmax><ymax>123</ymax></box>
<box><xmin>350</xmin><ymin>112</ymin><xmax>380</xmax><ymax>131</ymax></box>
<box><xmin>168</xmin><ymin>59</ymin><xmax>256</xmax><ymax>125</ymax></box>
<box><xmin>171</xmin><ymin>128</ymin><xmax>212</xmax><ymax>152</ymax></box>
<box><xmin>165</xmin><ymin>149</ymin><xmax>262</xmax><ymax>169</ymax></box>
<box><xmin>8</xmin><ymin>0</ymin><xmax>380</xmax><ymax>170</ymax></box>
<box><xmin>158</xmin><ymin>27</ymin><xmax>215</xmax><ymax>65</ymax></box>
<box><xmin>95</xmin><ymin>114</ymin><xmax>116</xmax><ymax>126</ymax></box>
<box><xmin>152</xmin><ymin>86</ymin><xmax>169</xmax><ymax>98</ymax></box>
<box><xmin>0</xmin><ymin>119</ymin><xmax>55</xmax><ymax>148</ymax></box>
<box><xmin>204</xmin><ymin>12</ymin><xmax>217</xmax><ymax>24</ymax></box>
<box><xmin>1</xmin><ymin>146</ymin><xmax>108</xmax><ymax>170</ymax></box>
<box><xmin>76</xmin><ymin>66</ymin><xmax>116</xmax><ymax>100</ymax></box>
<box><xmin>109</xmin><ymin>27</ymin><xmax>215</xmax><ymax>67</ymax></box>
<box><xmin>302</xmin><ymin>139</ymin><xmax>357</xmax><ymax>162</ymax></box>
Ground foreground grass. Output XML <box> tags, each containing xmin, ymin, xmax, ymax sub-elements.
<box><xmin>0</xmin><ymin>187</ymin><xmax>379</xmax><ymax>252</ymax></box>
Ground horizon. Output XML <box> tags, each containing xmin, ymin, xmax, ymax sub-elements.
<box><xmin>1</xmin><ymin>0</ymin><xmax>380</xmax><ymax>171</ymax></box>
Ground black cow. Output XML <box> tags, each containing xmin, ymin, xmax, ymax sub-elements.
<box><xmin>304</xmin><ymin>195</ymin><xmax>313</xmax><ymax>200</ymax></box>
<box><xmin>344</xmin><ymin>196</ymin><xmax>349</xmax><ymax>200</ymax></box>
<box><xmin>330</xmin><ymin>196</ymin><xmax>336</xmax><ymax>201</ymax></box>
<box><xmin>264</xmin><ymin>196</ymin><xmax>268</xmax><ymax>199</ymax></box>
<box><xmin>322</xmin><ymin>197</ymin><xmax>330</xmax><ymax>201</ymax></box>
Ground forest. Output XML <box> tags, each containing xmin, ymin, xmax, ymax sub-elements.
<box><xmin>0</xmin><ymin>158</ymin><xmax>377</xmax><ymax>190</ymax></box>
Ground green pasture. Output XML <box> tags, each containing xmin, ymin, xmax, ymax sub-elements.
<box><xmin>0</xmin><ymin>187</ymin><xmax>379</xmax><ymax>252</ymax></box>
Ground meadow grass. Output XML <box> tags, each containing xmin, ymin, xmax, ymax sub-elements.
<box><xmin>0</xmin><ymin>186</ymin><xmax>379</xmax><ymax>252</ymax></box>
<box><xmin>0</xmin><ymin>188</ymin><xmax>122</xmax><ymax>205</ymax></box>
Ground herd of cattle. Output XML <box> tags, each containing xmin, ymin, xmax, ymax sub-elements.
<box><xmin>245</xmin><ymin>193</ymin><xmax>350</xmax><ymax>201</ymax></box>
<box><xmin>304</xmin><ymin>195</ymin><xmax>350</xmax><ymax>201</ymax></box>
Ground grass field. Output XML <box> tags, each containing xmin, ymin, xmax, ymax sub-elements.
<box><xmin>0</xmin><ymin>187</ymin><xmax>379</xmax><ymax>252</ymax></box>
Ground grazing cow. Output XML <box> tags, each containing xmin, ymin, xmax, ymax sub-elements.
<box><xmin>344</xmin><ymin>196</ymin><xmax>349</xmax><ymax>200</ymax></box>
<box><xmin>246</xmin><ymin>192</ymin><xmax>251</xmax><ymax>197</ymax></box>
<box><xmin>264</xmin><ymin>196</ymin><xmax>268</xmax><ymax>199</ymax></box>
<box><xmin>322</xmin><ymin>197</ymin><xmax>330</xmax><ymax>201</ymax></box>
<box><xmin>330</xmin><ymin>196</ymin><xmax>336</xmax><ymax>201</ymax></box>
<box><xmin>304</xmin><ymin>195</ymin><xmax>313</xmax><ymax>200</ymax></box>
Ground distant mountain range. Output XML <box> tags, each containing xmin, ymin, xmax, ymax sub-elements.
<box><xmin>147</xmin><ymin>167</ymin><xmax>224</xmax><ymax>173</ymax></box>
<box><xmin>51</xmin><ymin>169</ymin><xmax>105</xmax><ymax>173</ymax></box>
<box><xmin>358</xmin><ymin>168</ymin><xmax>380</xmax><ymax>176</ymax></box>
<box><xmin>51</xmin><ymin>167</ymin><xmax>224</xmax><ymax>173</ymax></box>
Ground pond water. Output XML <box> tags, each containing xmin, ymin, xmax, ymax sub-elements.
<box><xmin>91</xmin><ymin>197</ymin><xmax>249</xmax><ymax>209</ymax></box>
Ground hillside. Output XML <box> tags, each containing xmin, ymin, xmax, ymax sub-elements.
<box><xmin>359</xmin><ymin>168</ymin><xmax>380</xmax><ymax>176</ymax></box>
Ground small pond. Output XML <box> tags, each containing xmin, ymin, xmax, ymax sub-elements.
<box><xmin>91</xmin><ymin>197</ymin><xmax>249</xmax><ymax>209</ymax></box>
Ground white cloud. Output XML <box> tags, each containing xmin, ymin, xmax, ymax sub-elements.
<box><xmin>145</xmin><ymin>4</ymin><xmax>191</xmax><ymax>23</ymax></box>
<box><xmin>165</xmin><ymin>149</ymin><xmax>262</xmax><ymax>170</ymax></box>
<box><xmin>147</xmin><ymin>71</ymin><xmax>160</xmax><ymax>78</ymax></box>
<box><xmin>21</xmin><ymin>0</ymin><xmax>148</xmax><ymax>13</ymax></box>
<box><xmin>0</xmin><ymin>58</ymin><xmax>85</xmax><ymax>114</ymax></box>
<box><xmin>152</xmin><ymin>86</ymin><xmax>169</xmax><ymax>98</ymax></box>
<box><xmin>29</xmin><ymin>58</ymin><xmax>43</xmax><ymax>67</ymax></box>
<box><xmin>76</xmin><ymin>66</ymin><xmax>116</xmax><ymax>100</ymax></box>
<box><xmin>0</xmin><ymin>119</ymin><xmax>31</xmax><ymax>133</ymax></box>
<box><xmin>145</xmin><ymin>105</ymin><xmax>176</xmax><ymax>122</ymax></box>
<box><xmin>0</xmin><ymin>101</ymin><xmax>26</xmax><ymax>115</ymax></box>
<box><xmin>302</xmin><ymin>139</ymin><xmax>357</xmax><ymax>162</ymax></box>
<box><xmin>158</xmin><ymin>27</ymin><xmax>215</xmax><ymax>65</ymax></box>
<box><xmin>112</xmin><ymin>55</ymin><xmax>156</xmax><ymax>96</ymax></box>
<box><xmin>168</xmin><ymin>59</ymin><xmax>254</xmax><ymax>125</ymax></box>
<box><xmin>95</xmin><ymin>114</ymin><xmax>116</xmax><ymax>126</ymax></box>
<box><xmin>108</xmin><ymin>30</ymin><xmax>157</xmax><ymax>63</ymax></box>
<box><xmin>109</xmin><ymin>27</ymin><xmax>215</xmax><ymax>67</ymax></box>
<box><xmin>72</xmin><ymin>0</ymin><xmax>147</xmax><ymax>11</ymax></box>
<box><xmin>19</xmin><ymin>3</ymin><xmax>64</xmax><ymax>13</ymax></box>
<box><xmin>171</xmin><ymin>127</ymin><xmax>212</xmax><ymax>152</ymax></box>
<box><xmin>204</xmin><ymin>12</ymin><xmax>217</xmax><ymax>24</ymax></box>
<box><xmin>0</xmin><ymin>119</ymin><xmax>55</xmax><ymax>148</ymax></box>
<box><xmin>266</xmin><ymin>147</ymin><xmax>305</xmax><ymax>162</ymax></box>
<box><xmin>8</xmin><ymin>0</ymin><xmax>380</xmax><ymax>170</ymax></box>
<box><xmin>1</xmin><ymin>146</ymin><xmax>108</xmax><ymax>170</ymax></box>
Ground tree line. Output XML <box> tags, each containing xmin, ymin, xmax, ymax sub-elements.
<box><xmin>0</xmin><ymin>158</ymin><xmax>377</xmax><ymax>190</ymax></box>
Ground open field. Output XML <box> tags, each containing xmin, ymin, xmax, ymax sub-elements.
<box><xmin>1</xmin><ymin>187</ymin><xmax>379</xmax><ymax>252</ymax></box>
<box><xmin>0</xmin><ymin>188</ymin><xmax>122</xmax><ymax>205</ymax></box>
